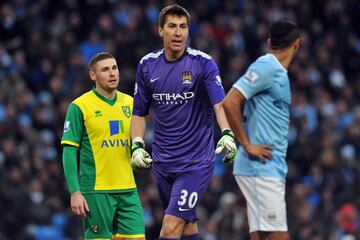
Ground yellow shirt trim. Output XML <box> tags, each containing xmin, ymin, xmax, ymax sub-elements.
<box><xmin>61</xmin><ymin>140</ymin><xmax>79</xmax><ymax>147</ymax></box>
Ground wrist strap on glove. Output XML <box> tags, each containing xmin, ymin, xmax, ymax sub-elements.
<box><xmin>222</xmin><ymin>128</ymin><xmax>235</xmax><ymax>139</ymax></box>
<box><xmin>131</xmin><ymin>137</ymin><xmax>145</xmax><ymax>154</ymax></box>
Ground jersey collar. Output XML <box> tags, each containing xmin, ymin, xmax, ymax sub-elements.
<box><xmin>92</xmin><ymin>87</ymin><xmax>118</xmax><ymax>106</ymax></box>
<box><xmin>163</xmin><ymin>46</ymin><xmax>187</xmax><ymax>63</ymax></box>
<box><xmin>267</xmin><ymin>53</ymin><xmax>288</xmax><ymax>73</ymax></box>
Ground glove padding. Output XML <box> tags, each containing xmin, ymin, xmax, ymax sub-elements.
<box><xmin>215</xmin><ymin>129</ymin><xmax>237</xmax><ymax>165</ymax></box>
<box><xmin>131</xmin><ymin>140</ymin><xmax>152</xmax><ymax>169</ymax></box>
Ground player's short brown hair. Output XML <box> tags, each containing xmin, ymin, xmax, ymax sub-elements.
<box><xmin>159</xmin><ymin>4</ymin><xmax>191</xmax><ymax>28</ymax></box>
<box><xmin>89</xmin><ymin>52</ymin><xmax>115</xmax><ymax>68</ymax></box>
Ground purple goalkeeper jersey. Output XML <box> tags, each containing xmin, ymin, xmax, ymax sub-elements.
<box><xmin>133</xmin><ymin>47</ymin><xmax>225</xmax><ymax>172</ymax></box>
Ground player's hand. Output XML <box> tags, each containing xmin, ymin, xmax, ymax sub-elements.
<box><xmin>70</xmin><ymin>191</ymin><xmax>90</xmax><ymax>218</ymax></box>
<box><xmin>215</xmin><ymin>129</ymin><xmax>237</xmax><ymax>165</ymax></box>
<box><xmin>244</xmin><ymin>144</ymin><xmax>273</xmax><ymax>163</ymax></box>
<box><xmin>131</xmin><ymin>138</ymin><xmax>152</xmax><ymax>169</ymax></box>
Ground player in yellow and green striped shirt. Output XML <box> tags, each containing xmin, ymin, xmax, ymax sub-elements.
<box><xmin>61</xmin><ymin>52</ymin><xmax>145</xmax><ymax>240</ymax></box>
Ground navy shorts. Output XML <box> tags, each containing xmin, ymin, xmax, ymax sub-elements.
<box><xmin>152</xmin><ymin>163</ymin><xmax>214</xmax><ymax>222</ymax></box>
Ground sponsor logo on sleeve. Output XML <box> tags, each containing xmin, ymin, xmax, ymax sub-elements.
<box><xmin>63</xmin><ymin>121</ymin><xmax>70</xmax><ymax>132</ymax></box>
<box><xmin>242</xmin><ymin>70</ymin><xmax>259</xmax><ymax>84</ymax></box>
<box><xmin>215</xmin><ymin>75</ymin><xmax>222</xmax><ymax>86</ymax></box>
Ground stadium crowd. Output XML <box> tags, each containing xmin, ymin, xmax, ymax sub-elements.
<box><xmin>0</xmin><ymin>0</ymin><xmax>360</xmax><ymax>239</ymax></box>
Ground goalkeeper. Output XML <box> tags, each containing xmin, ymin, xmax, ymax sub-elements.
<box><xmin>130</xmin><ymin>5</ymin><xmax>237</xmax><ymax>240</ymax></box>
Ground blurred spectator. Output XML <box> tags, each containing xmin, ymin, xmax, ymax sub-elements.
<box><xmin>0</xmin><ymin>0</ymin><xmax>359</xmax><ymax>239</ymax></box>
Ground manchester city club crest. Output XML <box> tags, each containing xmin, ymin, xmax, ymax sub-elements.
<box><xmin>182</xmin><ymin>71</ymin><xmax>192</xmax><ymax>85</ymax></box>
<box><xmin>122</xmin><ymin>106</ymin><xmax>131</xmax><ymax>118</ymax></box>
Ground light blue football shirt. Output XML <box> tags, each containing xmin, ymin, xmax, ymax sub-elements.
<box><xmin>233</xmin><ymin>53</ymin><xmax>291</xmax><ymax>181</ymax></box>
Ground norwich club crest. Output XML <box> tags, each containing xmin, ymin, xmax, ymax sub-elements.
<box><xmin>90</xmin><ymin>225</ymin><xmax>99</xmax><ymax>233</ymax></box>
<box><xmin>182</xmin><ymin>71</ymin><xmax>192</xmax><ymax>85</ymax></box>
<box><xmin>122</xmin><ymin>106</ymin><xmax>131</xmax><ymax>118</ymax></box>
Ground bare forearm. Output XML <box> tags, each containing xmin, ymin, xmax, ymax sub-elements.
<box><xmin>222</xmin><ymin>89</ymin><xmax>250</xmax><ymax>147</ymax></box>
<box><xmin>225</xmin><ymin>104</ymin><xmax>249</xmax><ymax>147</ymax></box>
<box><xmin>223</xmin><ymin>88</ymin><xmax>273</xmax><ymax>161</ymax></box>
<box><xmin>130</xmin><ymin>115</ymin><xmax>147</xmax><ymax>139</ymax></box>
<box><xmin>214</xmin><ymin>102</ymin><xmax>231</xmax><ymax>130</ymax></box>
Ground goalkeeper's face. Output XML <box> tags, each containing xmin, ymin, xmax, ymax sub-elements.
<box><xmin>159</xmin><ymin>14</ymin><xmax>189</xmax><ymax>56</ymax></box>
<box><xmin>89</xmin><ymin>58</ymin><xmax>120</xmax><ymax>92</ymax></box>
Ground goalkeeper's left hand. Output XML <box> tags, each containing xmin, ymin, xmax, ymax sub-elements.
<box><xmin>131</xmin><ymin>137</ymin><xmax>153</xmax><ymax>170</ymax></box>
<box><xmin>215</xmin><ymin>129</ymin><xmax>237</xmax><ymax>165</ymax></box>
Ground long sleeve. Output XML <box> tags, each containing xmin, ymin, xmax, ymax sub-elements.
<box><xmin>62</xmin><ymin>145</ymin><xmax>80</xmax><ymax>193</ymax></box>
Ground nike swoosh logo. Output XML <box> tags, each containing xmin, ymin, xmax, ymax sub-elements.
<box><xmin>275</xmin><ymin>81</ymin><xmax>285</xmax><ymax>87</ymax></box>
<box><xmin>150</xmin><ymin>77</ymin><xmax>160</xmax><ymax>83</ymax></box>
<box><xmin>179</xmin><ymin>207</ymin><xmax>191</xmax><ymax>212</ymax></box>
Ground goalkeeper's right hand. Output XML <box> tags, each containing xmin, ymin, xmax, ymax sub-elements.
<box><xmin>131</xmin><ymin>137</ymin><xmax>152</xmax><ymax>169</ymax></box>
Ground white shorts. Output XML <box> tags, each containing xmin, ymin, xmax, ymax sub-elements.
<box><xmin>235</xmin><ymin>176</ymin><xmax>288</xmax><ymax>233</ymax></box>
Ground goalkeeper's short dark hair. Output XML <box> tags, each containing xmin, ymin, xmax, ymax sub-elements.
<box><xmin>269</xmin><ymin>19</ymin><xmax>300</xmax><ymax>50</ymax></box>
<box><xmin>89</xmin><ymin>52</ymin><xmax>115</xmax><ymax>68</ymax></box>
<box><xmin>159</xmin><ymin>4</ymin><xmax>191</xmax><ymax>28</ymax></box>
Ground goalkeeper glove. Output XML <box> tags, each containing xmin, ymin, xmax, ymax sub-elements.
<box><xmin>131</xmin><ymin>137</ymin><xmax>152</xmax><ymax>169</ymax></box>
<box><xmin>215</xmin><ymin>129</ymin><xmax>237</xmax><ymax>165</ymax></box>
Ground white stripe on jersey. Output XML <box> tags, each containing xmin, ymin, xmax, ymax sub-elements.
<box><xmin>187</xmin><ymin>47</ymin><xmax>212</xmax><ymax>59</ymax></box>
<box><xmin>140</xmin><ymin>49</ymin><xmax>164</xmax><ymax>64</ymax></box>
